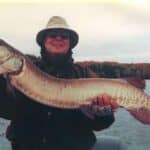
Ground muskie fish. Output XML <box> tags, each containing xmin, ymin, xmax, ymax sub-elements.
<box><xmin>0</xmin><ymin>39</ymin><xmax>150</xmax><ymax>124</ymax></box>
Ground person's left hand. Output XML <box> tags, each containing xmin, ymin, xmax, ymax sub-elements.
<box><xmin>80</xmin><ymin>94</ymin><xmax>119</xmax><ymax>119</ymax></box>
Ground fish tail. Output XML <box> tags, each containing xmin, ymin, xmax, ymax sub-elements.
<box><xmin>127</xmin><ymin>107</ymin><xmax>150</xmax><ymax>125</ymax></box>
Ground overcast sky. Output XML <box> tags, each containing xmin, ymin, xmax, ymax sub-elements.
<box><xmin>0</xmin><ymin>1</ymin><xmax>150</xmax><ymax>62</ymax></box>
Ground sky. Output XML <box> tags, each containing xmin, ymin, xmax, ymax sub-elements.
<box><xmin>0</xmin><ymin>1</ymin><xmax>150</xmax><ymax>62</ymax></box>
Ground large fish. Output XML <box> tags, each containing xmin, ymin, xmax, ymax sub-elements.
<box><xmin>0</xmin><ymin>39</ymin><xmax>150</xmax><ymax>124</ymax></box>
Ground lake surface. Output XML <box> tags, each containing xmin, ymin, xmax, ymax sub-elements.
<box><xmin>0</xmin><ymin>81</ymin><xmax>150</xmax><ymax>150</ymax></box>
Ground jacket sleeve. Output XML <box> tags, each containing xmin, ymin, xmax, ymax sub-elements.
<box><xmin>0</xmin><ymin>75</ymin><xmax>17</xmax><ymax>120</ymax></box>
<box><xmin>74</xmin><ymin>109</ymin><xmax>114</xmax><ymax>131</ymax></box>
<box><xmin>59</xmin><ymin>108</ymin><xmax>115</xmax><ymax>131</ymax></box>
<box><xmin>89</xmin><ymin>113</ymin><xmax>115</xmax><ymax>131</ymax></box>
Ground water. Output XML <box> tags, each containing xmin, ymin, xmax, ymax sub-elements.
<box><xmin>0</xmin><ymin>81</ymin><xmax>150</xmax><ymax>150</ymax></box>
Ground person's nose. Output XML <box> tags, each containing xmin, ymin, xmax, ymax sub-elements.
<box><xmin>55</xmin><ymin>36</ymin><xmax>62</xmax><ymax>40</ymax></box>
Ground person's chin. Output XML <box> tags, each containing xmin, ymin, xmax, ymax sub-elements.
<box><xmin>50</xmin><ymin>50</ymin><xmax>67</xmax><ymax>55</ymax></box>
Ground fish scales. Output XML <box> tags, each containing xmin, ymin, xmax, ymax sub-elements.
<box><xmin>8</xmin><ymin>60</ymin><xmax>150</xmax><ymax>109</ymax></box>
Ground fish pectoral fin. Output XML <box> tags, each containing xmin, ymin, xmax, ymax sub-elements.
<box><xmin>127</xmin><ymin>107</ymin><xmax>150</xmax><ymax>125</ymax></box>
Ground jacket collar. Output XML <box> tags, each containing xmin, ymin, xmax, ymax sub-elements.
<box><xmin>40</xmin><ymin>48</ymin><xmax>74</xmax><ymax>72</ymax></box>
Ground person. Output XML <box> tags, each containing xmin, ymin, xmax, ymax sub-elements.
<box><xmin>0</xmin><ymin>16</ymin><xmax>145</xmax><ymax>150</ymax></box>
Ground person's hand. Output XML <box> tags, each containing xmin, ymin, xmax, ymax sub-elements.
<box><xmin>126</xmin><ymin>77</ymin><xmax>145</xmax><ymax>90</ymax></box>
<box><xmin>80</xmin><ymin>94</ymin><xmax>119</xmax><ymax>119</ymax></box>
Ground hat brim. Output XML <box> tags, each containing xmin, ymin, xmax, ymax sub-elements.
<box><xmin>36</xmin><ymin>28</ymin><xmax>78</xmax><ymax>49</ymax></box>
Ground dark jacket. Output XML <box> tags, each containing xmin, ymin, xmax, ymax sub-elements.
<box><xmin>0</xmin><ymin>54</ymin><xmax>114</xmax><ymax>149</ymax></box>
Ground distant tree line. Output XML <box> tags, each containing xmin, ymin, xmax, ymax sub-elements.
<box><xmin>76</xmin><ymin>61</ymin><xmax>150</xmax><ymax>79</ymax></box>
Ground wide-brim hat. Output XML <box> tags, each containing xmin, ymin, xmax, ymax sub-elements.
<box><xmin>36</xmin><ymin>16</ymin><xmax>79</xmax><ymax>49</ymax></box>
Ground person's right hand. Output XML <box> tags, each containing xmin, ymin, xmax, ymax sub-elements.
<box><xmin>80</xmin><ymin>94</ymin><xmax>119</xmax><ymax>119</ymax></box>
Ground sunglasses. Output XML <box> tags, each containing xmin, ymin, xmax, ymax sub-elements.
<box><xmin>47</xmin><ymin>31</ymin><xmax>70</xmax><ymax>39</ymax></box>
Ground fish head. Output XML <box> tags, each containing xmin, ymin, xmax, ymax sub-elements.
<box><xmin>0</xmin><ymin>39</ymin><xmax>23</xmax><ymax>74</ymax></box>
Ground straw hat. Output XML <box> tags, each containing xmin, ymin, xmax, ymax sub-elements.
<box><xmin>36</xmin><ymin>16</ymin><xmax>79</xmax><ymax>49</ymax></box>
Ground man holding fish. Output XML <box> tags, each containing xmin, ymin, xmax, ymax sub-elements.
<box><xmin>0</xmin><ymin>16</ymin><xmax>145</xmax><ymax>150</ymax></box>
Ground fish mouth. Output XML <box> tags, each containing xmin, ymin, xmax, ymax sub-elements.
<box><xmin>0</xmin><ymin>55</ymin><xmax>12</xmax><ymax>65</ymax></box>
<box><xmin>0</xmin><ymin>45</ymin><xmax>13</xmax><ymax>65</ymax></box>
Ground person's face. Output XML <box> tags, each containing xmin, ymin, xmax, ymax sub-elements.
<box><xmin>44</xmin><ymin>30</ymin><xmax>70</xmax><ymax>54</ymax></box>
